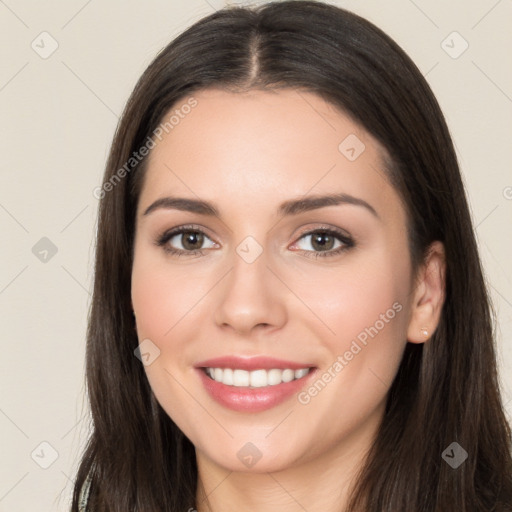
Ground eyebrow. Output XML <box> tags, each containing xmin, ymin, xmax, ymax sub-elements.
<box><xmin>142</xmin><ymin>193</ymin><xmax>380</xmax><ymax>219</ymax></box>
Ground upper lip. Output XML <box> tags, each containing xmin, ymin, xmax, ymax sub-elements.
<box><xmin>195</xmin><ymin>356</ymin><xmax>315</xmax><ymax>371</ymax></box>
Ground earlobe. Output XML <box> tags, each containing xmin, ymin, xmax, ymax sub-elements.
<box><xmin>407</xmin><ymin>241</ymin><xmax>446</xmax><ymax>344</ymax></box>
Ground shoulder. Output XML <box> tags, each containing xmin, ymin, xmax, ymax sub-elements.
<box><xmin>78</xmin><ymin>470</ymin><xmax>93</xmax><ymax>512</ymax></box>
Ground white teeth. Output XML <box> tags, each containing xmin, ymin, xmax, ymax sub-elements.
<box><xmin>204</xmin><ymin>367</ymin><xmax>311</xmax><ymax>387</ymax></box>
<box><xmin>233</xmin><ymin>369</ymin><xmax>250</xmax><ymax>386</ymax></box>
<box><xmin>295</xmin><ymin>368</ymin><xmax>309</xmax><ymax>379</ymax></box>
<box><xmin>281</xmin><ymin>369</ymin><xmax>295</xmax><ymax>383</ymax></box>
<box><xmin>267</xmin><ymin>369</ymin><xmax>282</xmax><ymax>386</ymax></box>
<box><xmin>223</xmin><ymin>368</ymin><xmax>233</xmax><ymax>385</ymax></box>
<box><xmin>250</xmin><ymin>369</ymin><xmax>267</xmax><ymax>388</ymax></box>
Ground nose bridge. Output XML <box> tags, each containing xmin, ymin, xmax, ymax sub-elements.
<box><xmin>213</xmin><ymin>235</ymin><xmax>287</xmax><ymax>333</ymax></box>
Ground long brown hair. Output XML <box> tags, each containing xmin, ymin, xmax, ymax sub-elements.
<box><xmin>72</xmin><ymin>1</ymin><xmax>512</xmax><ymax>510</ymax></box>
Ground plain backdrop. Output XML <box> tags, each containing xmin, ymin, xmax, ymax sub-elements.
<box><xmin>0</xmin><ymin>0</ymin><xmax>511</xmax><ymax>510</ymax></box>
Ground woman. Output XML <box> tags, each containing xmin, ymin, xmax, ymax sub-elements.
<box><xmin>73</xmin><ymin>1</ymin><xmax>512</xmax><ymax>510</ymax></box>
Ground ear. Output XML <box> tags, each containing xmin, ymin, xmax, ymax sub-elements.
<box><xmin>407</xmin><ymin>241</ymin><xmax>446</xmax><ymax>343</ymax></box>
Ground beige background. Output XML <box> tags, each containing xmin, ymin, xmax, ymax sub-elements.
<box><xmin>0</xmin><ymin>0</ymin><xmax>511</xmax><ymax>510</ymax></box>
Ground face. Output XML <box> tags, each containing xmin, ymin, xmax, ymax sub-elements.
<box><xmin>131</xmin><ymin>88</ymin><xmax>417</xmax><ymax>474</ymax></box>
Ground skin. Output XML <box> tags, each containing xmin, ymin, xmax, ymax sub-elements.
<box><xmin>131</xmin><ymin>88</ymin><xmax>445</xmax><ymax>512</ymax></box>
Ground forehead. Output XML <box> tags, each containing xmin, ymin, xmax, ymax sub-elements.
<box><xmin>138</xmin><ymin>88</ymin><xmax>403</xmax><ymax>223</ymax></box>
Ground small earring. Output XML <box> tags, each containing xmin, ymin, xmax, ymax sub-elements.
<box><xmin>420</xmin><ymin>327</ymin><xmax>429</xmax><ymax>338</ymax></box>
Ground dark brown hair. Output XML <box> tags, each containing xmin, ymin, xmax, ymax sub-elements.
<box><xmin>72</xmin><ymin>1</ymin><xmax>512</xmax><ymax>510</ymax></box>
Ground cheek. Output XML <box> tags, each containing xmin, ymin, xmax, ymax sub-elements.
<box><xmin>293</xmin><ymin>252</ymin><xmax>408</xmax><ymax>336</ymax></box>
<box><xmin>131</xmin><ymin>253</ymin><xmax>211</xmax><ymax>436</ymax></box>
<box><xmin>290</xmin><ymin>264</ymin><xmax>410</xmax><ymax>443</ymax></box>
<box><xmin>131</xmin><ymin>249</ymin><xmax>212</xmax><ymax>345</ymax></box>
<box><xmin>289</xmin><ymin>251</ymin><xmax>411</xmax><ymax>386</ymax></box>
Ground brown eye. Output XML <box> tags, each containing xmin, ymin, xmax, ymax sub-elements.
<box><xmin>310</xmin><ymin>232</ymin><xmax>336</xmax><ymax>251</ymax></box>
<box><xmin>180</xmin><ymin>231</ymin><xmax>205</xmax><ymax>250</ymax></box>
<box><xmin>291</xmin><ymin>228</ymin><xmax>355</xmax><ymax>259</ymax></box>
<box><xmin>295</xmin><ymin>231</ymin><xmax>345</xmax><ymax>253</ymax></box>
<box><xmin>156</xmin><ymin>226</ymin><xmax>217</xmax><ymax>256</ymax></box>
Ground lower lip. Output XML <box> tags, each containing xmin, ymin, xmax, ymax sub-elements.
<box><xmin>196</xmin><ymin>368</ymin><xmax>317</xmax><ymax>412</ymax></box>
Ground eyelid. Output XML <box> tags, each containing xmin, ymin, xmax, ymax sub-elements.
<box><xmin>156</xmin><ymin>223</ymin><xmax>216</xmax><ymax>242</ymax></box>
<box><xmin>292</xmin><ymin>223</ymin><xmax>352</xmax><ymax>242</ymax></box>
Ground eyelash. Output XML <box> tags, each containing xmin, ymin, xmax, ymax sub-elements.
<box><xmin>154</xmin><ymin>223</ymin><xmax>355</xmax><ymax>259</ymax></box>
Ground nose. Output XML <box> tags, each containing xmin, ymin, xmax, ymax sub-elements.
<box><xmin>213</xmin><ymin>247</ymin><xmax>288</xmax><ymax>336</ymax></box>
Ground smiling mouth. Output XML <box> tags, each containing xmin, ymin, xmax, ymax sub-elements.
<box><xmin>202</xmin><ymin>367</ymin><xmax>314</xmax><ymax>388</ymax></box>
